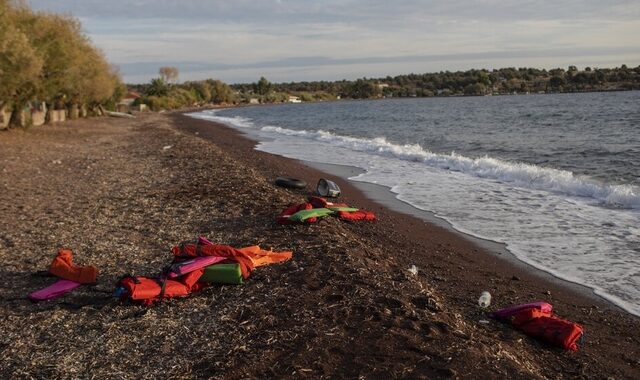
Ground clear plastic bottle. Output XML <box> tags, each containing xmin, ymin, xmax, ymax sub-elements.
<box><xmin>478</xmin><ymin>291</ymin><xmax>491</xmax><ymax>308</ymax></box>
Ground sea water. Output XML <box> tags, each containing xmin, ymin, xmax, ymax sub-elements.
<box><xmin>188</xmin><ymin>91</ymin><xmax>640</xmax><ymax>316</ymax></box>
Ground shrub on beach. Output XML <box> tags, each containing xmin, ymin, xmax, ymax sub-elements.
<box><xmin>134</xmin><ymin>78</ymin><xmax>236</xmax><ymax>111</ymax></box>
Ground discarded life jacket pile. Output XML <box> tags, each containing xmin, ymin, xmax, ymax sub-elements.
<box><xmin>491</xmin><ymin>301</ymin><xmax>584</xmax><ymax>351</ymax></box>
<box><xmin>116</xmin><ymin>236</ymin><xmax>292</xmax><ymax>305</ymax></box>
<box><xmin>29</xmin><ymin>249</ymin><xmax>98</xmax><ymax>301</ymax></box>
<box><xmin>277</xmin><ymin>196</ymin><xmax>376</xmax><ymax>225</ymax></box>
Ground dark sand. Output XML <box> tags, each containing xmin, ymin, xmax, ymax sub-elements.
<box><xmin>0</xmin><ymin>111</ymin><xmax>638</xmax><ymax>379</ymax></box>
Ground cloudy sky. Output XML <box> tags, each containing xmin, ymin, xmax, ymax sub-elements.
<box><xmin>28</xmin><ymin>0</ymin><xmax>640</xmax><ymax>84</ymax></box>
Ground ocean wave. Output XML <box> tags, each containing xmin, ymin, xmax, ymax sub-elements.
<box><xmin>187</xmin><ymin>110</ymin><xmax>255</xmax><ymax>129</ymax></box>
<box><xmin>187</xmin><ymin>109</ymin><xmax>639</xmax><ymax>209</ymax></box>
<box><xmin>259</xmin><ymin>125</ymin><xmax>640</xmax><ymax>209</ymax></box>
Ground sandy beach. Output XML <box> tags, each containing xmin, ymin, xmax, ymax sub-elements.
<box><xmin>0</xmin><ymin>112</ymin><xmax>638</xmax><ymax>379</ymax></box>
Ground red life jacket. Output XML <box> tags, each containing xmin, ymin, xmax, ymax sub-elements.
<box><xmin>492</xmin><ymin>302</ymin><xmax>584</xmax><ymax>351</ymax></box>
<box><xmin>307</xmin><ymin>196</ymin><xmax>348</xmax><ymax>209</ymax></box>
<box><xmin>171</xmin><ymin>243</ymin><xmax>254</xmax><ymax>279</ymax></box>
<box><xmin>510</xmin><ymin>307</ymin><xmax>553</xmax><ymax>327</ymax></box>
<box><xmin>337</xmin><ymin>210</ymin><xmax>376</xmax><ymax>222</ymax></box>
<box><xmin>118</xmin><ymin>269</ymin><xmax>206</xmax><ymax>306</ymax></box>
<box><xmin>278</xmin><ymin>197</ymin><xmax>376</xmax><ymax>224</ymax></box>
<box><xmin>516</xmin><ymin>314</ymin><xmax>584</xmax><ymax>351</ymax></box>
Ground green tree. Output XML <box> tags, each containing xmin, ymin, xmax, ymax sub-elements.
<box><xmin>1</xmin><ymin>1</ymin><xmax>122</xmax><ymax>124</ymax></box>
<box><xmin>549</xmin><ymin>75</ymin><xmax>566</xmax><ymax>88</ymax></box>
<box><xmin>347</xmin><ymin>79</ymin><xmax>380</xmax><ymax>99</ymax></box>
<box><xmin>464</xmin><ymin>82</ymin><xmax>487</xmax><ymax>95</ymax></box>
<box><xmin>253</xmin><ymin>76</ymin><xmax>272</xmax><ymax>95</ymax></box>
<box><xmin>477</xmin><ymin>71</ymin><xmax>491</xmax><ymax>86</ymax></box>
<box><xmin>0</xmin><ymin>2</ymin><xmax>43</xmax><ymax>127</ymax></box>
<box><xmin>147</xmin><ymin>78</ymin><xmax>169</xmax><ymax>96</ymax></box>
<box><xmin>208</xmin><ymin>79</ymin><xmax>235</xmax><ymax>104</ymax></box>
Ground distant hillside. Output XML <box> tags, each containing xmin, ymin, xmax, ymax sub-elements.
<box><xmin>230</xmin><ymin>65</ymin><xmax>640</xmax><ymax>101</ymax></box>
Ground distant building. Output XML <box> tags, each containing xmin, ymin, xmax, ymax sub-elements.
<box><xmin>248</xmin><ymin>98</ymin><xmax>260</xmax><ymax>104</ymax></box>
<box><xmin>288</xmin><ymin>96</ymin><xmax>302</xmax><ymax>103</ymax></box>
<box><xmin>116</xmin><ymin>90</ymin><xmax>141</xmax><ymax>113</ymax></box>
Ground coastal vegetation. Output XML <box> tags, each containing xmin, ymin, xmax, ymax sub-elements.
<box><xmin>230</xmin><ymin>65</ymin><xmax>640</xmax><ymax>102</ymax></box>
<box><xmin>131</xmin><ymin>67</ymin><xmax>235</xmax><ymax>111</ymax></box>
<box><xmin>129</xmin><ymin>64</ymin><xmax>640</xmax><ymax>110</ymax></box>
<box><xmin>0</xmin><ymin>0</ymin><xmax>123</xmax><ymax>128</ymax></box>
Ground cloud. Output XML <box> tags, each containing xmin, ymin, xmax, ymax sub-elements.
<box><xmin>119</xmin><ymin>46</ymin><xmax>640</xmax><ymax>83</ymax></box>
<box><xmin>27</xmin><ymin>0</ymin><xmax>640</xmax><ymax>83</ymax></box>
<box><xmin>28</xmin><ymin>0</ymin><xmax>640</xmax><ymax>22</ymax></box>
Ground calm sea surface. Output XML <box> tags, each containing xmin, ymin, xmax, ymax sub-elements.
<box><xmin>189</xmin><ymin>91</ymin><xmax>640</xmax><ymax>315</ymax></box>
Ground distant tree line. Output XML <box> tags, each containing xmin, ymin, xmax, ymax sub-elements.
<box><xmin>231</xmin><ymin>65</ymin><xmax>640</xmax><ymax>102</ymax></box>
<box><xmin>129</xmin><ymin>67</ymin><xmax>235</xmax><ymax>111</ymax></box>
<box><xmin>0</xmin><ymin>0</ymin><xmax>123</xmax><ymax>128</ymax></box>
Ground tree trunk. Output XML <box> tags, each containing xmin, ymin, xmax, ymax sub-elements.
<box><xmin>68</xmin><ymin>103</ymin><xmax>79</xmax><ymax>119</ymax></box>
<box><xmin>45</xmin><ymin>102</ymin><xmax>53</xmax><ymax>124</ymax></box>
<box><xmin>9</xmin><ymin>103</ymin><xmax>26</xmax><ymax>128</ymax></box>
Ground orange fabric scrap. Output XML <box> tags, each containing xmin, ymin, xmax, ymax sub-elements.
<box><xmin>49</xmin><ymin>249</ymin><xmax>98</xmax><ymax>284</ymax></box>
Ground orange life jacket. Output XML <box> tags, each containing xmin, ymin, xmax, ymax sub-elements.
<box><xmin>49</xmin><ymin>249</ymin><xmax>98</xmax><ymax>284</ymax></box>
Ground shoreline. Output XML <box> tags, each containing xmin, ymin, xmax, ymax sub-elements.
<box><xmin>302</xmin><ymin>160</ymin><xmax>614</xmax><ymax>308</ymax></box>
<box><xmin>174</xmin><ymin>110</ymin><xmax>640</xmax><ymax>375</ymax></box>
<box><xmin>2</xmin><ymin>112</ymin><xmax>639</xmax><ymax>378</ymax></box>
<box><xmin>198</xmin><ymin>109</ymin><xmax>633</xmax><ymax>314</ymax></box>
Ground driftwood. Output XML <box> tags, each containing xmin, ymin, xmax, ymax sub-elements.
<box><xmin>106</xmin><ymin>111</ymin><xmax>135</xmax><ymax>119</ymax></box>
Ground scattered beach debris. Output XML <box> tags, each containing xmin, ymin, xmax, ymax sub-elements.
<box><xmin>49</xmin><ymin>249</ymin><xmax>98</xmax><ymax>284</ymax></box>
<box><xmin>28</xmin><ymin>249</ymin><xmax>97</xmax><ymax>301</ymax></box>
<box><xmin>115</xmin><ymin>237</ymin><xmax>292</xmax><ymax>305</ymax></box>
<box><xmin>316</xmin><ymin>178</ymin><xmax>341</xmax><ymax>197</ymax></box>
<box><xmin>408</xmin><ymin>264</ymin><xmax>418</xmax><ymax>275</ymax></box>
<box><xmin>29</xmin><ymin>279</ymin><xmax>81</xmax><ymax>301</ymax></box>
<box><xmin>478</xmin><ymin>291</ymin><xmax>491</xmax><ymax>308</ymax></box>
<box><xmin>275</xmin><ymin>176</ymin><xmax>307</xmax><ymax>189</ymax></box>
<box><xmin>277</xmin><ymin>196</ymin><xmax>376</xmax><ymax>224</ymax></box>
<box><xmin>162</xmin><ymin>145</ymin><xmax>173</xmax><ymax>150</ymax></box>
<box><xmin>490</xmin><ymin>302</ymin><xmax>584</xmax><ymax>351</ymax></box>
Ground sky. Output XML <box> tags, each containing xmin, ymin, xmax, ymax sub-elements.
<box><xmin>27</xmin><ymin>0</ymin><xmax>640</xmax><ymax>84</ymax></box>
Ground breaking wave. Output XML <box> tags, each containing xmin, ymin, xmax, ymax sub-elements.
<box><xmin>188</xmin><ymin>109</ymin><xmax>639</xmax><ymax>209</ymax></box>
<box><xmin>188</xmin><ymin>111</ymin><xmax>255</xmax><ymax>129</ymax></box>
<box><xmin>259</xmin><ymin>125</ymin><xmax>640</xmax><ymax>209</ymax></box>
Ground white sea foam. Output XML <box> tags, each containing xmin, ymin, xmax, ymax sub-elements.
<box><xmin>188</xmin><ymin>110</ymin><xmax>255</xmax><ymax>129</ymax></box>
<box><xmin>258</xmin><ymin>125</ymin><xmax>640</xmax><ymax>209</ymax></box>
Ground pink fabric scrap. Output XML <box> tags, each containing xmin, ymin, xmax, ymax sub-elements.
<box><xmin>167</xmin><ymin>255</ymin><xmax>226</xmax><ymax>278</ymax></box>
<box><xmin>490</xmin><ymin>301</ymin><xmax>553</xmax><ymax>319</ymax></box>
<box><xmin>29</xmin><ymin>279</ymin><xmax>81</xmax><ymax>301</ymax></box>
